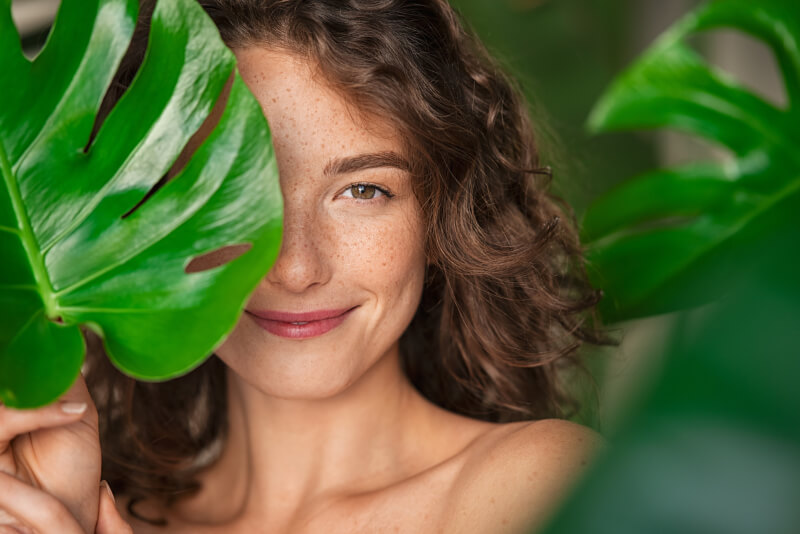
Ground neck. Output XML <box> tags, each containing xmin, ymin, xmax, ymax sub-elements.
<box><xmin>172</xmin><ymin>344</ymin><xmax>452</xmax><ymax>525</ymax></box>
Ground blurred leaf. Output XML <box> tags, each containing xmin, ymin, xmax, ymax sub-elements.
<box><xmin>583</xmin><ymin>0</ymin><xmax>800</xmax><ymax>322</ymax></box>
<box><xmin>538</xmin><ymin>1</ymin><xmax>800</xmax><ymax>532</ymax></box>
<box><xmin>538</xmin><ymin>225</ymin><xmax>800</xmax><ymax>534</ymax></box>
<box><xmin>0</xmin><ymin>0</ymin><xmax>282</xmax><ymax>408</ymax></box>
<box><xmin>451</xmin><ymin>0</ymin><xmax>659</xmax><ymax>215</ymax></box>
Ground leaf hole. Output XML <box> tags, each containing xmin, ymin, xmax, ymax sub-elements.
<box><xmin>119</xmin><ymin>75</ymin><xmax>234</xmax><ymax>220</ymax></box>
<box><xmin>159</xmin><ymin>74</ymin><xmax>234</xmax><ymax>180</ymax></box>
<box><xmin>119</xmin><ymin>172</ymin><xmax>169</xmax><ymax>219</ymax></box>
<box><xmin>687</xmin><ymin>29</ymin><xmax>788</xmax><ymax>110</ymax></box>
<box><xmin>655</xmin><ymin>130</ymin><xmax>734</xmax><ymax>169</ymax></box>
<box><xmin>185</xmin><ymin>243</ymin><xmax>253</xmax><ymax>274</ymax></box>
<box><xmin>84</xmin><ymin>1</ymin><xmax>157</xmax><ymax>153</ymax></box>
<box><xmin>11</xmin><ymin>0</ymin><xmax>58</xmax><ymax>59</ymax></box>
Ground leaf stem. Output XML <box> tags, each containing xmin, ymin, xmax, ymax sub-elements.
<box><xmin>0</xmin><ymin>143</ymin><xmax>57</xmax><ymax>317</ymax></box>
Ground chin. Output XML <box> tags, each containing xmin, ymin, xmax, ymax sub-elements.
<box><xmin>216</xmin><ymin>342</ymin><xmax>369</xmax><ymax>401</ymax></box>
<box><xmin>251</xmin><ymin>367</ymin><xmax>359</xmax><ymax>400</ymax></box>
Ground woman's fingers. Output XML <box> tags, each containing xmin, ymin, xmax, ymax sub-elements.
<box><xmin>53</xmin><ymin>373</ymin><xmax>99</xmax><ymax>428</ymax></box>
<box><xmin>0</xmin><ymin>524</ymin><xmax>35</xmax><ymax>534</ymax></box>
<box><xmin>0</xmin><ymin>471</ymin><xmax>84</xmax><ymax>534</ymax></box>
<box><xmin>96</xmin><ymin>481</ymin><xmax>133</xmax><ymax>534</ymax></box>
<box><xmin>0</xmin><ymin>374</ymin><xmax>98</xmax><ymax>454</ymax></box>
<box><xmin>58</xmin><ymin>373</ymin><xmax>95</xmax><ymax>410</ymax></box>
<box><xmin>0</xmin><ymin>401</ymin><xmax>88</xmax><ymax>451</ymax></box>
<box><xmin>0</xmin><ymin>401</ymin><xmax>88</xmax><ymax>446</ymax></box>
<box><xmin>0</xmin><ymin>506</ymin><xmax>35</xmax><ymax>533</ymax></box>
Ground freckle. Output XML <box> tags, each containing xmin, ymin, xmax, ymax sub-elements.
<box><xmin>272</xmin><ymin>98</ymin><xmax>277</xmax><ymax>103</ymax></box>
<box><xmin>502</xmin><ymin>519</ymin><xmax>509</xmax><ymax>525</ymax></box>
<box><xmin>489</xmin><ymin>497</ymin><xmax>495</xmax><ymax>505</ymax></box>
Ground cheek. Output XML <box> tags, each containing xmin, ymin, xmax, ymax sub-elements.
<box><xmin>329</xmin><ymin>205</ymin><xmax>426</xmax><ymax>304</ymax></box>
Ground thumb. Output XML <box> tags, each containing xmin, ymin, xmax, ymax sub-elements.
<box><xmin>96</xmin><ymin>481</ymin><xmax>133</xmax><ymax>534</ymax></box>
<box><xmin>59</xmin><ymin>373</ymin><xmax>98</xmax><ymax>425</ymax></box>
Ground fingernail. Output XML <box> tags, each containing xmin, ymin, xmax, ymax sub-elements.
<box><xmin>60</xmin><ymin>401</ymin><xmax>87</xmax><ymax>414</ymax></box>
<box><xmin>100</xmin><ymin>480</ymin><xmax>116</xmax><ymax>503</ymax></box>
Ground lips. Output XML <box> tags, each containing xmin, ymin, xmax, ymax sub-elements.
<box><xmin>245</xmin><ymin>307</ymin><xmax>356</xmax><ymax>339</ymax></box>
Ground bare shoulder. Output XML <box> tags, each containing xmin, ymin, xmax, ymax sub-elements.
<box><xmin>443</xmin><ymin>419</ymin><xmax>604</xmax><ymax>534</ymax></box>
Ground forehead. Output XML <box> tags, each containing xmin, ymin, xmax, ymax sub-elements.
<box><xmin>232</xmin><ymin>47</ymin><xmax>403</xmax><ymax>172</ymax></box>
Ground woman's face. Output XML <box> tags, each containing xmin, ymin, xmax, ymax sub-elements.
<box><xmin>212</xmin><ymin>48</ymin><xmax>426</xmax><ymax>399</ymax></box>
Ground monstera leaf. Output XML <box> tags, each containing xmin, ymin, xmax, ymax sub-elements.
<box><xmin>536</xmin><ymin>3</ymin><xmax>800</xmax><ymax>533</ymax></box>
<box><xmin>582</xmin><ymin>0</ymin><xmax>800</xmax><ymax>323</ymax></box>
<box><xmin>0</xmin><ymin>0</ymin><xmax>282</xmax><ymax>408</ymax></box>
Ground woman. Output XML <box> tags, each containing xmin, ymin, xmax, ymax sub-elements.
<box><xmin>0</xmin><ymin>0</ymin><xmax>606</xmax><ymax>532</ymax></box>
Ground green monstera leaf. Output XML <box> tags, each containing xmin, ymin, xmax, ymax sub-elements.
<box><xmin>582</xmin><ymin>0</ymin><xmax>800</xmax><ymax>323</ymax></box>
<box><xmin>0</xmin><ymin>0</ymin><xmax>282</xmax><ymax>408</ymax></box>
<box><xmin>536</xmin><ymin>3</ymin><xmax>800</xmax><ymax>533</ymax></box>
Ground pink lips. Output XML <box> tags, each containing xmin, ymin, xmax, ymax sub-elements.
<box><xmin>246</xmin><ymin>307</ymin><xmax>356</xmax><ymax>339</ymax></box>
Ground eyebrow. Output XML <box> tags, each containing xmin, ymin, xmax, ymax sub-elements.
<box><xmin>323</xmin><ymin>151</ymin><xmax>411</xmax><ymax>176</ymax></box>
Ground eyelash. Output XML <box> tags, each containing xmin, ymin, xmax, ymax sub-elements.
<box><xmin>338</xmin><ymin>182</ymin><xmax>395</xmax><ymax>201</ymax></box>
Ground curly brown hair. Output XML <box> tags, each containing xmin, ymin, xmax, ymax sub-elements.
<box><xmin>84</xmin><ymin>0</ymin><xmax>607</xmax><ymax>524</ymax></box>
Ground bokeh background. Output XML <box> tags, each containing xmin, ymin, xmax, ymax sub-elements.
<box><xmin>449</xmin><ymin>0</ymin><xmax>787</xmax><ymax>434</ymax></box>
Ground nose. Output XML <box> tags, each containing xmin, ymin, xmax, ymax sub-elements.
<box><xmin>265</xmin><ymin>202</ymin><xmax>331</xmax><ymax>293</ymax></box>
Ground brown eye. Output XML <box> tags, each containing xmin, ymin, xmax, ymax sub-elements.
<box><xmin>344</xmin><ymin>183</ymin><xmax>388</xmax><ymax>200</ymax></box>
<box><xmin>350</xmin><ymin>184</ymin><xmax>377</xmax><ymax>199</ymax></box>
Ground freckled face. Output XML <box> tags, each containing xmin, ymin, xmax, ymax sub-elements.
<box><xmin>212</xmin><ymin>48</ymin><xmax>426</xmax><ymax>399</ymax></box>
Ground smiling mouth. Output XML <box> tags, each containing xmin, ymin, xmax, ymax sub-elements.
<box><xmin>245</xmin><ymin>307</ymin><xmax>357</xmax><ymax>339</ymax></box>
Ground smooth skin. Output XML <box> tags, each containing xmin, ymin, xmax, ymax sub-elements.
<box><xmin>0</xmin><ymin>48</ymin><xmax>600</xmax><ymax>534</ymax></box>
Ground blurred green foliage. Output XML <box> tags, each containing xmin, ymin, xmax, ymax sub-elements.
<box><xmin>540</xmin><ymin>227</ymin><xmax>800</xmax><ymax>534</ymax></box>
<box><xmin>451</xmin><ymin>0</ymin><xmax>661</xmax><ymax>215</ymax></box>
<box><xmin>583</xmin><ymin>0</ymin><xmax>800</xmax><ymax>323</ymax></box>
<box><xmin>528</xmin><ymin>0</ymin><xmax>800</xmax><ymax>532</ymax></box>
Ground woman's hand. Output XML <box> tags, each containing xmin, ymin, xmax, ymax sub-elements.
<box><xmin>0</xmin><ymin>374</ymin><xmax>132</xmax><ymax>533</ymax></box>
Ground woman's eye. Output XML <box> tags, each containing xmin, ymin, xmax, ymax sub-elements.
<box><xmin>341</xmin><ymin>183</ymin><xmax>391</xmax><ymax>200</ymax></box>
